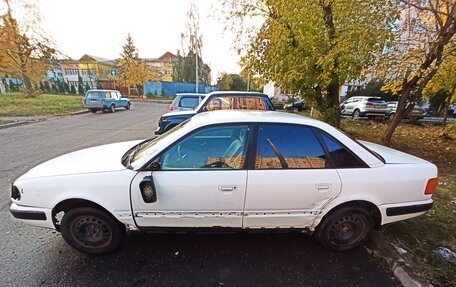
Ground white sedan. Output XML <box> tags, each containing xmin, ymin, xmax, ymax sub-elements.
<box><xmin>10</xmin><ymin>111</ymin><xmax>438</xmax><ymax>254</ymax></box>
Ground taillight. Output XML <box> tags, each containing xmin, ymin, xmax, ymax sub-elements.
<box><xmin>169</xmin><ymin>105</ymin><xmax>174</xmax><ymax>111</ymax></box>
<box><xmin>425</xmin><ymin>178</ymin><xmax>438</xmax><ymax>195</ymax></box>
<box><xmin>101</xmin><ymin>99</ymin><xmax>105</xmax><ymax>104</ymax></box>
<box><xmin>82</xmin><ymin>99</ymin><xmax>86</xmax><ymax>104</ymax></box>
<box><xmin>366</xmin><ymin>103</ymin><xmax>374</xmax><ymax>108</ymax></box>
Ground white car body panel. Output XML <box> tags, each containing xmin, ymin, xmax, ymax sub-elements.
<box><xmin>243</xmin><ymin>169</ymin><xmax>341</xmax><ymax>228</ymax></box>
<box><xmin>131</xmin><ymin>170</ymin><xmax>247</xmax><ymax>227</ymax></box>
<box><xmin>10</xmin><ymin>111</ymin><xmax>437</xmax><ymax>234</ymax></box>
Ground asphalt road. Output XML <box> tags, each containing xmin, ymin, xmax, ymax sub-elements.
<box><xmin>0</xmin><ymin>102</ymin><xmax>397</xmax><ymax>287</ymax></box>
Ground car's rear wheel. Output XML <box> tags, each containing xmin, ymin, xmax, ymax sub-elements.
<box><xmin>110</xmin><ymin>104</ymin><xmax>116</xmax><ymax>113</ymax></box>
<box><xmin>314</xmin><ymin>206</ymin><xmax>373</xmax><ymax>251</ymax></box>
<box><xmin>352</xmin><ymin>109</ymin><xmax>361</xmax><ymax>119</ymax></box>
<box><xmin>60</xmin><ymin>207</ymin><xmax>124</xmax><ymax>255</ymax></box>
<box><xmin>125</xmin><ymin>103</ymin><xmax>131</xmax><ymax>110</ymax></box>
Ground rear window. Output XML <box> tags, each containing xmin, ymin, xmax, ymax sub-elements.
<box><xmin>179</xmin><ymin>97</ymin><xmax>200</xmax><ymax>108</ymax></box>
<box><xmin>86</xmin><ymin>91</ymin><xmax>100</xmax><ymax>99</ymax></box>
<box><xmin>206</xmin><ymin>96</ymin><xmax>268</xmax><ymax>111</ymax></box>
<box><xmin>367</xmin><ymin>98</ymin><xmax>386</xmax><ymax>104</ymax></box>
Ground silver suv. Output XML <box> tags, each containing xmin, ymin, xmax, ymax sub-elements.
<box><xmin>168</xmin><ymin>93</ymin><xmax>206</xmax><ymax>112</ymax></box>
<box><xmin>340</xmin><ymin>97</ymin><xmax>387</xmax><ymax>119</ymax></box>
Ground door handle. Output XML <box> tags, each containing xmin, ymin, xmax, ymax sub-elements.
<box><xmin>316</xmin><ymin>184</ymin><xmax>331</xmax><ymax>190</ymax></box>
<box><xmin>219</xmin><ymin>185</ymin><xmax>237</xmax><ymax>192</ymax></box>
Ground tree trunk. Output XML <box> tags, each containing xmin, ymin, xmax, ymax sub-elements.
<box><xmin>442</xmin><ymin>86</ymin><xmax>455</xmax><ymax>126</ymax></box>
<box><xmin>21</xmin><ymin>69</ymin><xmax>32</xmax><ymax>96</ymax></box>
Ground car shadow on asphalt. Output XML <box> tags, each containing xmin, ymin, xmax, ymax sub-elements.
<box><xmin>55</xmin><ymin>233</ymin><xmax>396</xmax><ymax>287</ymax></box>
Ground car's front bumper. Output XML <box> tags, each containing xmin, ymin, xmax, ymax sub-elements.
<box><xmin>10</xmin><ymin>203</ymin><xmax>55</xmax><ymax>229</ymax></box>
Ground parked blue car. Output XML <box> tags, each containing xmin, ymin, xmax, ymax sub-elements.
<box><xmin>82</xmin><ymin>89</ymin><xmax>131</xmax><ymax>113</ymax></box>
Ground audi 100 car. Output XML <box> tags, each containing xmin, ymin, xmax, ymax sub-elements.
<box><xmin>10</xmin><ymin>111</ymin><xmax>438</xmax><ymax>254</ymax></box>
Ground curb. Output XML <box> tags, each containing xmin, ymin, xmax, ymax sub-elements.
<box><xmin>0</xmin><ymin>119</ymin><xmax>46</xmax><ymax>129</ymax></box>
<box><xmin>366</xmin><ymin>232</ymin><xmax>431</xmax><ymax>287</ymax></box>
<box><xmin>0</xmin><ymin>110</ymin><xmax>89</xmax><ymax>130</ymax></box>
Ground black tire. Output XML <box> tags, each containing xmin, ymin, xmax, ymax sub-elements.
<box><xmin>60</xmin><ymin>207</ymin><xmax>124</xmax><ymax>255</ymax></box>
<box><xmin>352</xmin><ymin>109</ymin><xmax>361</xmax><ymax>119</ymax></box>
<box><xmin>89</xmin><ymin>109</ymin><xmax>97</xmax><ymax>113</ymax></box>
<box><xmin>110</xmin><ymin>104</ymin><xmax>116</xmax><ymax>113</ymax></box>
<box><xmin>125</xmin><ymin>102</ymin><xmax>131</xmax><ymax>110</ymax></box>
<box><xmin>314</xmin><ymin>206</ymin><xmax>373</xmax><ymax>251</ymax></box>
<box><xmin>293</xmin><ymin>107</ymin><xmax>299</xmax><ymax>113</ymax></box>
<box><xmin>388</xmin><ymin>112</ymin><xmax>395</xmax><ymax>121</ymax></box>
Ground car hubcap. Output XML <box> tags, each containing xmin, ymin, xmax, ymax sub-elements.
<box><xmin>72</xmin><ymin>215</ymin><xmax>111</xmax><ymax>248</ymax></box>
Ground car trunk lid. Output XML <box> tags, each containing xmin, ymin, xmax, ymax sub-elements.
<box><xmin>358</xmin><ymin>140</ymin><xmax>428</xmax><ymax>164</ymax></box>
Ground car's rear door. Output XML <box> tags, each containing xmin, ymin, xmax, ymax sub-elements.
<box><xmin>131</xmin><ymin>124</ymin><xmax>251</xmax><ymax>228</ymax></box>
<box><xmin>243</xmin><ymin>123</ymin><xmax>342</xmax><ymax>228</ymax></box>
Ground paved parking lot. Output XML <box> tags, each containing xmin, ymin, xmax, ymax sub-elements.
<box><xmin>0</xmin><ymin>102</ymin><xmax>397</xmax><ymax>286</ymax></box>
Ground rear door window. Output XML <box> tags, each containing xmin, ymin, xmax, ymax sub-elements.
<box><xmin>255</xmin><ymin>124</ymin><xmax>327</xmax><ymax>169</ymax></box>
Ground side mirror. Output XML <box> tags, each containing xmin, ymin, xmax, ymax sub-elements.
<box><xmin>149</xmin><ymin>162</ymin><xmax>160</xmax><ymax>171</ymax></box>
<box><xmin>201</xmin><ymin>106</ymin><xmax>208</xmax><ymax>112</ymax></box>
<box><xmin>140</xmin><ymin>176</ymin><xmax>157</xmax><ymax>203</ymax></box>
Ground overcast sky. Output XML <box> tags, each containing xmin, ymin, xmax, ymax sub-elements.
<box><xmin>35</xmin><ymin>0</ymin><xmax>241</xmax><ymax>83</ymax></box>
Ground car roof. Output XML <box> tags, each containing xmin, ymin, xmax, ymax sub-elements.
<box><xmin>175</xmin><ymin>93</ymin><xmax>206</xmax><ymax>97</ymax></box>
<box><xmin>87</xmin><ymin>89</ymin><xmax>119</xmax><ymax>92</ymax></box>
<box><xmin>187</xmin><ymin>110</ymin><xmax>325</xmax><ymax>128</ymax></box>
<box><xmin>207</xmin><ymin>91</ymin><xmax>268</xmax><ymax>97</ymax></box>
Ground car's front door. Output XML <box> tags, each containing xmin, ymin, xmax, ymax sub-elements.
<box><xmin>243</xmin><ymin>123</ymin><xmax>342</xmax><ymax>228</ymax></box>
<box><xmin>131</xmin><ymin>124</ymin><xmax>251</xmax><ymax>228</ymax></box>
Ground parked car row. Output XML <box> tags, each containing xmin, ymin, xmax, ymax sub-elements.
<box><xmin>340</xmin><ymin>97</ymin><xmax>427</xmax><ymax>120</ymax></box>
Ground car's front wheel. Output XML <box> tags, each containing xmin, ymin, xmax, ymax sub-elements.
<box><xmin>314</xmin><ymin>206</ymin><xmax>373</xmax><ymax>251</ymax></box>
<box><xmin>110</xmin><ymin>104</ymin><xmax>116</xmax><ymax>113</ymax></box>
<box><xmin>60</xmin><ymin>207</ymin><xmax>124</xmax><ymax>255</ymax></box>
<box><xmin>125</xmin><ymin>102</ymin><xmax>131</xmax><ymax>110</ymax></box>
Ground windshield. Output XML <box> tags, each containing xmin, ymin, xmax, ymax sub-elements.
<box><xmin>124</xmin><ymin>124</ymin><xmax>184</xmax><ymax>169</ymax></box>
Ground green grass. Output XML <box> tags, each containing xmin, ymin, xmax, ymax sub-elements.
<box><xmin>0</xmin><ymin>93</ymin><xmax>83</xmax><ymax>117</ymax></box>
<box><xmin>342</xmin><ymin>119</ymin><xmax>456</xmax><ymax>287</ymax></box>
<box><xmin>0</xmin><ymin>120</ymin><xmax>12</xmax><ymax>125</ymax></box>
<box><xmin>145</xmin><ymin>95</ymin><xmax>176</xmax><ymax>101</ymax></box>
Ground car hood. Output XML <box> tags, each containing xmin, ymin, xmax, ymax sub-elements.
<box><xmin>162</xmin><ymin>110</ymin><xmax>196</xmax><ymax>118</ymax></box>
<box><xmin>17</xmin><ymin>140</ymin><xmax>142</xmax><ymax>180</ymax></box>
<box><xmin>358</xmin><ymin>140</ymin><xmax>428</xmax><ymax>164</ymax></box>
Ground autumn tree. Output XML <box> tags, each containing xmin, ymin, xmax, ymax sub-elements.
<box><xmin>222</xmin><ymin>0</ymin><xmax>395</xmax><ymax>126</ymax></box>
<box><xmin>380</xmin><ymin>0</ymin><xmax>456</xmax><ymax>143</ymax></box>
<box><xmin>0</xmin><ymin>0</ymin><xmax>57</xmax><ymax>95</ymax></box>
<box><xmin>117</xmin><ymin>34</ymin><xmax>155</xmax><ymax>95</ymax></box>
<box><xmin>217</xmin><ymin>73</ymin><xmax>248</xmax><ymax>91</ymax></box>
<box><xmin>173</xmin><ymin>3</ymin><xmax>211</xmax><ymax>88</ymax></box>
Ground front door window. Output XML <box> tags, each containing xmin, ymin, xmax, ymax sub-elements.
<box><xmin>161</xmin><ymin>125</ymin><xmax>250</xmax><ymax>170</ymax></box>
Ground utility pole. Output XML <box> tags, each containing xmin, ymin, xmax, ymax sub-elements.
<box><xmin>195</xmin><ymin>52</ymin><xmax>199</xmax><ymax>93</ymax></box>
<box><xmin>247</xmin><ymin>74</ymin><xmax>250</xmax><ymax>92</ymax></box>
